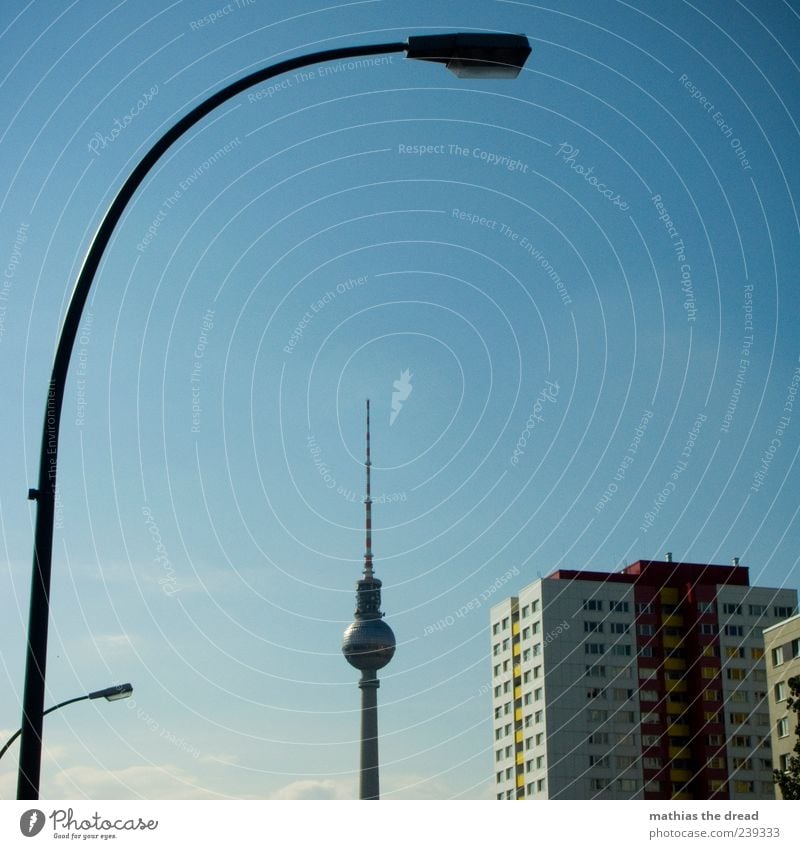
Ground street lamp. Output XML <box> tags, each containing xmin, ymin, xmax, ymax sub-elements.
<box><xmin>2</xmin><ymin>684</ymin><xmax>132</xmax><ymax>762</ymax></box>
<box><xmin>18</xmin><ymin>32</ymin><xmax>531</xmax><ymax>800</ymax></box>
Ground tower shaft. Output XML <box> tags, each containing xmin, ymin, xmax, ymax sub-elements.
<box><xmin>359</xmin><ymin>670</ymin><xmax>380</xmax><ymax>800</ymax></box>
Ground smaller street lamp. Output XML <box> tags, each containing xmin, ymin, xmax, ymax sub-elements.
<box><xmin>1</xmin><ymin>684</ymin><xmax>133</xmax><ymax>761</ymax></box>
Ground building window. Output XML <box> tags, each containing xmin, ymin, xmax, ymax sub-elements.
<box><xmin>523</xmin><ymin>693</ymin><xmax>532</xmax><ymax>705</ymax></box>
<box><xmin>523</xmin><ymin>670</ymin><xmax>532</xmax><ymax>684</ymax></box>
<box><xmin>585</xmin><ymin>643</ymin><xmax>605</xmax><ymax>655</ymax></box>
<box><xmin>535</xmin><ymin>733</ymin><xmax>544</xmax><ymax>746</ymax></box>
<box><xmin>639</xmin><ymin>646</ymin><xmax>654</xmax><ymax>658</ymax></box>
<box><xmin>536</xmin><ymin>755</ymin><xmax>545</xmax><ymax>769</ymax></box>
<box><xmin>641</xmin><ymin>712</ymin><xmax>660</xmax><ymax>724</ymax></box>
<box><xmin>732</xmin><ymin>735</ymin><xmax>751</xmax><ymax>747</ymax></box>
<box><xmin>701</xmin><ymin>667</ymin><xmax>718</xmax><ymax>679</ymax></box>
<box><xmin>643</xmin><ymin>756</ymin><xmax>662</xmax><ymax>769</ymax></box>
<box><xmin>733</xmin><ymin>757</ymin><xmax>751</xmax><ymax>770</ymax></box>
<box><xmin>583</xmin><ymin>599</ymin><xmax>603</xmax><ymax>611</ymax></box>
<box><xmin>534</xmin><ymin>687</ymin><xmax>543</xmax><ymax>701</ymax></box>
<box><xmin>724</xmin><ymin>625</ymin><xmax>744</xmax><ymax>636</ymax></box>
<box><xmin>703</xmin><ymin>645</ymin><xmax>720</xmax><ymax>657</ymax></box>
<box><xmin>524</xmin><ymin>715</ymin><xmax>533</xmax><ymax>728</ymax></box>
<box><xmin>586</xmin><ymin>664</ymin><xmax>606</xmax><ymax>677</ymax></box>
<box><xmin>777</xmin><ymin>718</ymin><xmax>790</xmax><ymax>738</ymax></box>
<box><xmin>752</xmin><ymin>669</ymin><xmax>766</xmax><ymax>682</ymax></box>
<box><xmin>709</xmin><ymin>756</ymin><xmax>726</xmax><ymax>769</ymax></box>
<box><xmin>532</xmin><ymin>644</ymin><xmax>542</xmax><ymax>656</ymax></box>
<box><xmin>503</xmin><ymin>681</ymin><xmax>511</xmax><ymax>693</ymax></box>
<box><xmin>531</xmin><ymin>600</ymin><xmax>540</xmax><ymax>613</ymax></box>
<box><xmin>642</xmin><ymin>734</ymin><xmax>660</xmax><ymax>746</ymax></box>
<box><xmin>775</xmin><ymin>681</ymin><xmax>787</xmax><ymax>701</ymax></box>
<box><xmin>522</xmin><ymin>627</ymin><xmax>530</xmax><ymax>640</ymax></box>
<box><xmin>645</xmin><ymin>780</ymin><xmax>662</xmax><ymax>792</ymax></box>
<box><xmin>589</xmin><ymin>754</ymin><xmax>608</xmax><ymax>767</ymax></box>
<box><xmin>640</xmin><ymin>667</ymin><xmax>658</xmax><ymax>680</ymax></box>
<box><xmin>722</xmin><ymin>603</ymin><xmax>743</xmax><ymax>615</ymax></box>
<box><xmin>521</xmin><ymin>605</ymin><xmax>529</xmax><ymax>619</ymax></box>
<box><xmin>534</xmin><ymin>710</ymin><xmax>543</xmax><ymax>723</ymax></box>
<box><xmin>700</xmin><ymin>623</ymin><xmax>717</xmax><ymax>635</ymax></box>
<box><xmin>726</xmin><ymin>668</ymin><xmax>746</xmax><ymax>680</ymax></box>
<box><xmin>697</xmin><ymin>600</ymin><xmax>714</xmax><ymax>613</ymax></box>
<box><xmin>590</xmin><ymin>778</ymin><xmax>608</xmax><ymax>790</ymax></box>
<box><xmin>637</xmin><ymin>624</ymin><xmax>654</xmax><ymax>636</ymax></box>
<box><xmin>774</xmin><ymin>606</ymin><xmax>794</xmax><ymax>618</ymax></box>
<box><xmin>640</xmin><ymin>690</ymin><xmax>659</xmax><ymax>702</ymax></box>
<box><xmin>588</xmin><ymin>732</ymin><xmax>609</xmax><ymax>744</ymax></box>
<box><xmin>611</xmin><ymin>644</ymin><xmax>632</xmax><ymax>656</ymax></box>
<box><xmin>637</xmin><ymin>602</ymin><xmax>654</xmax><ymax>614</ymax></box>
<box><xmin>533</xmin><ymin>665</ymin><xmax>542</xmax><ymax>679</ymax></box>
<box><xmin>748</xmin><ymin>604</ymin><xmax>766</xmax><ymax>616</ymax></box>
<box><xmin>584</xmin><ymin>621</ymin><xmax>604</xmax><ymax>633</ymax></box>
<box><xmin>588</xmin><ymin>709</ymin><xmax>608</xmax><ymax>722</ymax></box>
<box><xmin>704</xmin><ymin>689</ymin><xmax>720</xmax><ymax>701</ymax></box>
<box><xmin>493</xmin><ymin>664</ymin><xmax>501</xmax><ymax>677</ymax></box>
<box><xmin>502</xmin><ymin>617</ymin><xmax>509</xmax><ymax>629</ymax></box>
<box><xmin>729</xmin><ymin>712</ymin><xmax>749</xmax><ymax>725</ymax></box>
<box><xmin>734</xmin><ymin>780</ymin><xmax>754</xmax><ymax>794</ymax></box>
<box><xmin>751</xmin><ymin>647</ymin><xmax>764</xmax><ymax>659</ymax></box>
<box><xmin>725</xmin><ymin>646</ymin><xmax>745</xmax><ymax>659</ymax></box>
<box><xmin>618</xmin><ymin>778</ymin><xmax>637</xmax><ymax>791</ymax></box>
<box><xmin>772</xmin><ymin>646</ymin><xmax>785</xmax><ymax>666</ymax></box>
<box><xmin>730</xmin><ymin>691</ymin><xmax>748</xmax><ymax>703</ymax></box>
<box><xmin>614</xmin><ymin>688</ymin><xmax>634</xmax><ymax>700</ymax></box>
<box><xmin>537</xmin><ymin>778</ymin><xmax>545</xmax><ymax>792</ymax></box>
<box><xmin>532</xmin><ymin>622</ymin><xmax>540</xmax><ymax>635</ymax></box>
<box><xmin>610</xmin><ymin>600</ymin><xmax>630</xmax><ymax>613</ymax></box>
<box><xmin>502</xmin><ymin>638</ymin><xmax>510</xmax><ymax>650</ymax></box>
<box><xmin>495</xmin><ymin>728</ymin><xmax>502</xmax><ymax>740</ymax></box>
<box><xmin>610</xmin><ymin>622</ymin><xmax>629</xmax><ymax>634</ymax></box>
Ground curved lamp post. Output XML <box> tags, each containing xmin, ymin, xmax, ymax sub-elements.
<box><xmin>2</xmin><ymin>684</ymin><xmax>132</xmax><ymax>762</ymax></box>
<box><xmin>18</xmin><ymin>32</ymin><xmax>531</xmax><ymax>800</ymax></box>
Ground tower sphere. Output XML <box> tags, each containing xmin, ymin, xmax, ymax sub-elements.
<box><xmin>342</xmin><ymin>618</ymin><xmax>396</xmax><ymax>670</ymax></box>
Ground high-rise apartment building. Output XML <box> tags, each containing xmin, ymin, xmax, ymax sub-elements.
<box><xmin>489</xmin><ymin>558</ymin><xmax>797</xmax><ymax>800</ymax></box>
<box><xmin>763</xmin><ymin>614</ymin><xmax>800</xmax><ymax>798</ymax></box>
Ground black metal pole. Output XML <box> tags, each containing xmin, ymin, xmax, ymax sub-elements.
<box><xmin>17</xmin><ymin>39</ymin><xmax>407</xmax><ymax>801</ymax></box>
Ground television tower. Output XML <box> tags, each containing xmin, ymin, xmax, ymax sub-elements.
<box><xmin>341</xmin><ymin>399</ymin><xmax>396</xmax><ymax>800</ymax></box>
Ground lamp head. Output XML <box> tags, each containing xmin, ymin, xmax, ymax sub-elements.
<box><xmin>406</xmin><ymin>33</ymin><xmax>531</xmax><ymax>79</ymax></box>
<box><xmin>89</xmin><ymin>683</ymin><xmax>133</xmax><ymax>702</ymax></box>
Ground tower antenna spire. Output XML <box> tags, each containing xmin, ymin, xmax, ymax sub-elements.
<box><xmin>364</xmin><ymin>398</ymin><xmax>373</xmax><ymax>578</ymax></box>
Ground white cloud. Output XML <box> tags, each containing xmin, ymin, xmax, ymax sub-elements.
<box><xmin>270</xmin><ymin>778</ymin><xmax>353</xmax><ymax>800</ymax></box>
<box><xmin>52</xmin><ymin>764</ymin><xmax>222</xmax><ymax>799</ymax></box>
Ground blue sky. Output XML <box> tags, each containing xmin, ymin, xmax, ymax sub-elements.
<box><xmin>1</xmin><ymin>0</ymin><xmax>799</xmax><ymax>799</ymax></box>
